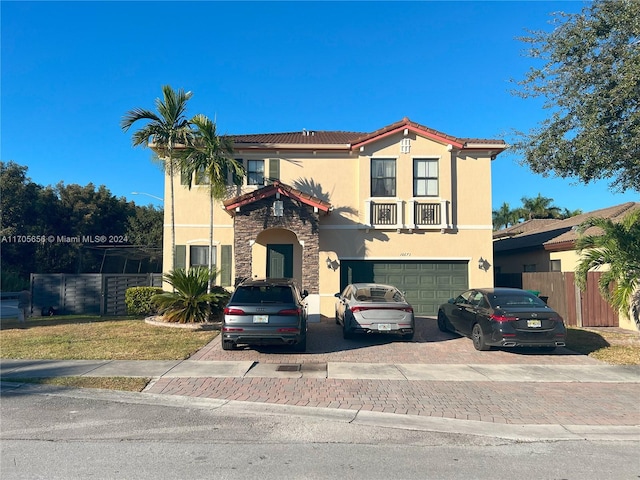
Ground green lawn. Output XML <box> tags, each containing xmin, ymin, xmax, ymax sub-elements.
<box><xmin>0</xmin><ymin>316</ymin><xmax>218</xmax><ymax>360</ymax></box>
<box><xmin>1</xmin><ymin>316</ymin><xmax>637</xmax><ymax>393</ymax></box>
<box><xmin>1</xmin><ymin>315</ymin><xmax>219</xmax><ymax>391</ymax></box>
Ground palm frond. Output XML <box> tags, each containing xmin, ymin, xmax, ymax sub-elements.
<box><xmin>575</xmin><ymin>207</ymin><xmax>640</xmax><ymax>320</ymax></box>
<box><xmin>151</xmin><ymin>267</ymin><xmax>226</xmax><ymax>323</ymax></box>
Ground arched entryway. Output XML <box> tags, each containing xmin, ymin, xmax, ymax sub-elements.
<box><xmin>251</xmin><ymin>228</ymin><xmax>303</xmax><ymax>286</ymax></box>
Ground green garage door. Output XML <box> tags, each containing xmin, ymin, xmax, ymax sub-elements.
<box><xmin>340</xmin><ymin>260</ymin><xmax>468</xmax><ymax>316</ymax></box>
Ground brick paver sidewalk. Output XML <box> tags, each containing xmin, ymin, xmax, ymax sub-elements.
<box><xmin>145</xmin><ymin>317</ymin><xmax>640</xmax><ymax>426</ymax></box>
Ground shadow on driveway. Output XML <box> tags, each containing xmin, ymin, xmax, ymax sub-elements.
<box><xmin>211</xmin><ymin>316</ymin><xmax>594</xmax><ymax>365</ymax></box>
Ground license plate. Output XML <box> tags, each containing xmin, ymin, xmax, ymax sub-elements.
<box><xmin>253</xmin><ymin>315</ymin><xmax>269</xmax><ymax>323</ymax></box>
<box><xmin>527</xmin><ymin>319</ymin><xmax>542</xmax><ymax>328</ymax></box>
<box><xmin>377</xmin><ymin>323</ymin><xmax>391</xmax><ymax>331</ymax></box>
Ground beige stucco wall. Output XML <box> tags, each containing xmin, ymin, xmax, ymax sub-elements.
<box><xmin>162</xmin><ymin>131</ymin><xmax>496</xmax><ymax>316</ymax></box>
<box><xmin>549</xmin><ymin>249</ymin><xmax>582</xmax><ymax>272</ymax></box>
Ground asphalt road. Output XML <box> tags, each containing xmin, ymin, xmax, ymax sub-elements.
<box><xmin>1</xmin><ymin>383</ymin><xmax>639</xmax><ymax>480</ymax></box>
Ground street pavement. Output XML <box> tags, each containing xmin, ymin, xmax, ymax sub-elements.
<box><xmin>2</xmin><ymin>316</ymin><xmax>639</xmax><ymax>442</ymax></box>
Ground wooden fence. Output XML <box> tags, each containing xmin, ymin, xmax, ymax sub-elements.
<box><xmin>498</xmin><ymin>271</ymin><xmax>618</xmax><ymax>327</ymax></box>
<box><xmin>30</xmin><ymin>273</ymin><xmax>163</xmax><ymax>316</ymax></box>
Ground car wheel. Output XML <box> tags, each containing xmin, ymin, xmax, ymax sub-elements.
<box><xmin>437</xmin><ymin>311</ymin><xmax>449</xmax><ymax>332</ymax></box>
<box><xmin>335</xmin><ymin>311</ymin><xmax>340</xmax><ymax>325</ymax></box>
<box><xmin>222</xmin><ymin>339</ymin><xmax>236</xmax><ymax>351</ymax></box>
<box><xmin>293</xmin><ymin>335</ymin><xmax>307</xmax><ymax>352</ymax></box>
<box><xmin>472</xmin><ymin>323</ymin><xmax>490</xmax><ymax>351</ymax></box>
<box><xmin>342</xmin><ymin>320</ymin><xmax>353</xmax><ymax>340</ymax></box>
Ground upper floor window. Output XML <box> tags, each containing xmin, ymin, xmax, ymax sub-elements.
<box><xmin>222</xmin><ymin>160</ymin><xmax>244</xmax><ymax>186</ymax></box>
<box><xmin>414</xmin><ymin>158</ymin><xmax>438</xmax><ymax>196</ymax></box>
<box><xmin>247</xmin><ymin>160</ymin><xmax>265</xmax><ymax>186</ymax></box>
<box><xmin>195</xmin><ymin>165</ymin><xmax>209</xmax><ymax>185</ymax></box>
<box><xmin>523</xmin><ymin>264</ymin><xmax>537</xmax><ymax>272</ymax></box>
<box><xmin>371</xmin><ymin>159</ymin><xmax>396</xmax><ymax>197</ymax></box>
<box><xmin>550</xmin><ymin>260</ymin><xmax>561</xmax><ymax>272</ymax></box>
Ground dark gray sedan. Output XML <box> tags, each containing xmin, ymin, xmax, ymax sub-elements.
<box><xmin>335</xmin><ymin>283</ymin><xmax>415</xmax><ymax>340</ymax></box>
<box><xmin>437</xmin><ymin>287</ymin><xmax>567</xmax><ymax>351</ymax></box>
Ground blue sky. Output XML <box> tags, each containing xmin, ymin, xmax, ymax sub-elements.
<box><xmin>2</xmin><ymin>1</ymin><xmax>637</xmax><ymax>213</ymax></box>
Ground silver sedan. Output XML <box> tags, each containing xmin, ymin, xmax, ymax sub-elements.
<box><xmin>335</xmin><ymin>283</ymin><xmax>415</xmax><ymax>340</ymax></box>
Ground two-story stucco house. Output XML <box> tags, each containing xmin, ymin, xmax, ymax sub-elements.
<box><xmin>164</xmin><ymin>117</ymin><xmax>506</xmax><ymax>319</ymax></box>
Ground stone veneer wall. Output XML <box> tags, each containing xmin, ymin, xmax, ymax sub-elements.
<box><xmin>232</xmin><ymin>196</ymin><xmax>320</xmax><ymax>293</ymax></box>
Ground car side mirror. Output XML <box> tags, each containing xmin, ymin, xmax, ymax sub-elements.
<box><xmin>301</xmin><ymin>290</ymin><xmax>309</xmax><ymax>299</ymax></box>
<box><xmin>334</xmin><ymin>292</ymin><xmax>341</xmax><ymax>298</ymax></box>
<box><xmin>448</xmin><ymin>298</ymin><xmax>455</xmax><ymax>304</ymax></box>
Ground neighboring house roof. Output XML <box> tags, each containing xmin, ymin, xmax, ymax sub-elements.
<box><xmin>493</xmin><ymin>202</ymin><xmax>640</xmax><ymax>253</ymax></box>
<box><xmin>229</xmin><ymin>117</ymin><xmax>506</xmax><ymax>155</ymax></box>
<box><xmin>223</xmin><ymin>181</ymin><xmax>332</xmax><ymax>214</ymax></box>
<box><xmin>493</xmin><ymin>219</ymin><xmax>561</xmax><ymax>239</ymax></box>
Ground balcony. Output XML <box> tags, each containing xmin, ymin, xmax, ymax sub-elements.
<box><xmin>365</xmin><ymin>199</ymin><xmax>450</xmax><ymax>231</ymax></box>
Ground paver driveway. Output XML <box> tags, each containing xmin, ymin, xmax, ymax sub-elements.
<box><xmin>145</xmin><ymin>317</ymin><xmax>640</xmax><ymax>425</ymax></box>
<box><xmin>190</xmin><ymin>316</ymin><xmax>601</xmax><ymax>365</ymax></box>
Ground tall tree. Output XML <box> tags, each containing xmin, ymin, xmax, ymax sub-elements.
<box><xmin>180</xmin><ymin>114</ymin><xmax>244</xmax><ymax>292</ymax></box>
<box><xmin>520</xmin><ymin>194</ymin><xmax>561</xmax><ymax>220</ymax></box>
<box><xmin>575</xmin><ymin>208</ymin><xmax>640</xmax><ymax>329</ymax></box>
<box><xmin>0</xmin><ymin>162</ymin><xmax>44</xmax><ymax>288</ymax></box>
<box><xmin>121</xmin><ymin>85</ymin><xmax>194</xmax><ymax>270</ymax></box>
<box><xmin>126</xmin><ymin>204</ymin><xmax>164</xmax><ymax>272</ymax></box>
<box><xmin>511</xmin><ymin>0</ymin><xmax>640</xmax><ymax>193</ymax></box>
<box><xmin>559</xmin><ymin>208</ymin><xmax>583</xmax><ymax>219</ymax></box>
<box><xmin>492</xmin><ymin>202</ymin><xmax>522</xmax><ymax>230</ymax></box>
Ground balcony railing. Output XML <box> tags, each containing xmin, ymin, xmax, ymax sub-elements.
<box><xmin>370</xmin><ymin>202</ymin><xmax>398</xmax><ymax>226</ymax></box>
<box><xmin>414</xmin><ymin>202</ymin><xmax>441</xmax><ymax>226</ymax></box>
<box><xmin>365</xmin><ymin>199</ymin><xmax>449</xmax><ymax>230</ymax></box>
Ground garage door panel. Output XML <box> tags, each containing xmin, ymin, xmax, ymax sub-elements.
<box><xmin>340</xmin><ymin>260</ymin><xmax>468</xmax><ymax>316</ymax></box>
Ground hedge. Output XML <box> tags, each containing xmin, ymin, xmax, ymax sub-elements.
<box><xmin>125</xmin><ymin>286</ymin><xmax>164</xmax><ymax>316</ymax></box>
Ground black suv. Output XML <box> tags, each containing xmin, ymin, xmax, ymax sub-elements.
<box><xmin>221</xmin><ymin>278</ymin><xmax>309</xmax><ymax>352</ymax></box>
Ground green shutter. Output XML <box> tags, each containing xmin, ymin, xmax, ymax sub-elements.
<box><xmin>175</xmin><ymin>245</ymin><xmax>186</xmax><ymax>269</ymax></box>
<box><xmin>233</xmin><ymin>159</ymin><xmax>244</xmax><ymax>185</ymax></box>
<box><xmin>180</xmin><ymin>168</ymin><xmax>190</xmax><ymax>186</ymax></box>
<box><xmin>269</xmin><ymin>158</ymin><xmax>280</xmax><ymax>183</ymax></box>
<box><xmin>221</xmin><ymin>245</ymin><xmax>232</xmax><ymax>286</ymax></box>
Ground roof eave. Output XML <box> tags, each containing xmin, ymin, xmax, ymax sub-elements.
<box><xmin>351</xmin><ymin>125</ymin><xmax>465</xmax><ymax>150</ymax></box>
<box><xmin>543</xmin><ymin>240</ymin><xmax>576</xmax><ymax>252</ymax></box>
<box><xmin>223</xmin><ymin>183</ymin><xmax>332</xmax><ymax>214</ymax></box>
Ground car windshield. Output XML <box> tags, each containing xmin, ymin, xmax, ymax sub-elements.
<box><xmin>489</xmin><ymin>293</ymin><xmax>547</xmax><ymax>308</ymax></box>
<box><xmin>232</xmin><ymin>286</ymin><xmax>294</xmax><ymax>304</ymax></box>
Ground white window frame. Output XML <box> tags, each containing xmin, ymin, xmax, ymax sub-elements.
<box><xmin>370</xmin><ymin>158</ymin><xmax>397</xmax><ymax>198</ymax></box>
<box><xmin>247</xmin><ymin>159</ymin><xmax>265</xmax><ymax>186</ymax></box>
<box><xmin>190</xmin><ymin>245</ymin><xmax>216</xmax><ymax>268</ymax></box>
<box><xmin>413</xmin><ymin>157</ymin><xmax>439</xmax><ymax>197</ymax></box>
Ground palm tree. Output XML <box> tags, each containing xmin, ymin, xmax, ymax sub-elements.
<box><xmin>180</xmin><ymin>114</ymin><xmax>244</xmax><ymax>292</ymax></box>
<box><xmin>121</xmin><ymin>85</ymin><xmax>194</xmax><ymax>270</ymax></box>
<box><xmin>559</xmin><ymin>208</ymin><xmax>583</xmax><ymax>219</ymax></box>
<box><xmin>575</xmin><ymin>208</ymin><xmax>640</xmax><ymax>328</ymax></box>
<box><xmin>492</xmin><ymin>202</ymin><xmax>522</xmax><ymax>230</ymax></box>
<box><xmin>520</xmin><ymin>194</ymin><xmax>561</xmax><ymax>220</ymax></box>
<box><xmin>151</xmin><ymin>267</ymin><xmax>231</xmax><ymax>323</ymax></box>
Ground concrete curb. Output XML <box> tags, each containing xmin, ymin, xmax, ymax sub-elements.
<box><xmin>3</xmin><ymin>381</ymin><xmax>638</xmax><ymax>442</ymax></box>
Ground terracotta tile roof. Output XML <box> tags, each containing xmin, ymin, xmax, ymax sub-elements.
<box><xmin>493</xmin><ymin>219</ymin><xmax>561</xmax><ymax>239</ymax></box>
<box><xmin>493</xmin><ymin>202</ymin><xmax>640</xmax><ymax>252</ymax></box>
<box><xmin>228</xmin><ymin>118</ymin><xmax>505</xmax><ymax>152</ymax></box>
<box><xmin>223</xmin><ymin>181</ymin><xmax>332</xmax><ymax>213</ymax></box>
<box><xmin>349</xmin><ymin>117</ymin><xmax>505</xmax><ymax>150</ymax></box>
<box><xmin>544</xmin><ymin>202</ymin><xmax>640</xmax><ymax>248</ymax></box>
<box><xmin>230</xmin><ymin>130</ymin><xmax>364</xmax><ymax>146</ymax></box>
